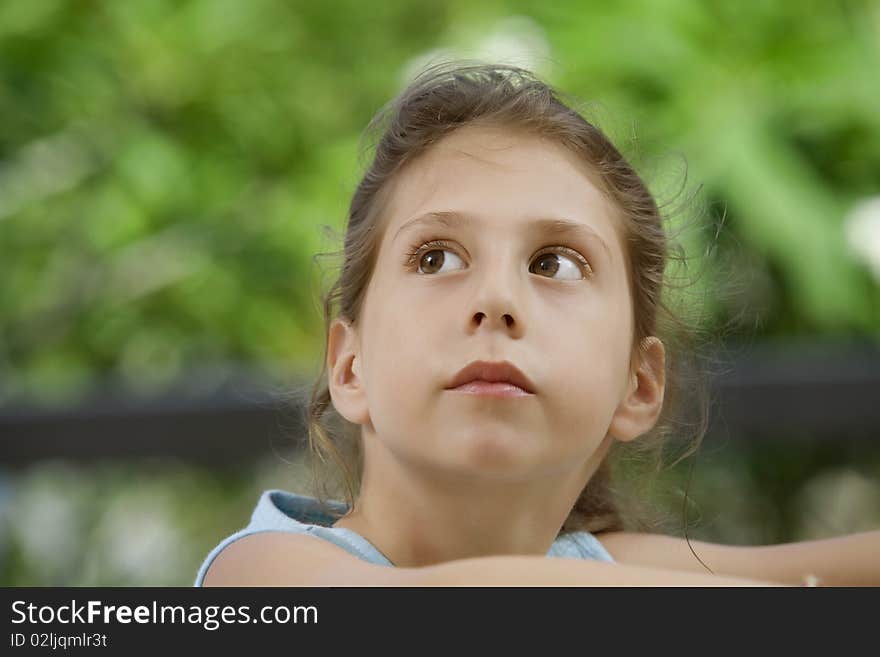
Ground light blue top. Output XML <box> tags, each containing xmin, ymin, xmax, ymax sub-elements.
<box><xmin>193</xmin><ymin>489</ymin><xmax>615</xmax><ymax>586</ymax></box>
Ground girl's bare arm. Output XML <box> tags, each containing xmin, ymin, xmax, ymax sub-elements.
<box><xmin>597</xmin><ymin>529</ymin><xmax>880</xmax><ymax>586</ymax></box>
<box><xmin>202</xmin><ymin>532</ymin><xmax>785</xmax><ymax>587</ymax></box>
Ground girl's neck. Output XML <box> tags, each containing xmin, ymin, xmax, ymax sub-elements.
<box><xmin>332</xmin><ymin>437</ymin><xmax>612</xmax><ymax>568</ymax></box>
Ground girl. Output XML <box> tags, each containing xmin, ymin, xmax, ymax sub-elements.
<box><xmin>195</xmin><ymin>62</ymin><xmax>878</xmax><ymax>586</ymax></box>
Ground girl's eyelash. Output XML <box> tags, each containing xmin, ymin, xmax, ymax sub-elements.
<box><xmin>544</xmin><ymin>245</ymin><xmax>593</xmax><ymax>275</ymax></box>
<box><xmin>403</xmin><ymin>238</ymin><xmax>593</xmax><ymax>276</ymax></box>
<box><xmin>403</xmin><ymin>239</ymin><xmax>455</xmax><ymax>270</ymax></box>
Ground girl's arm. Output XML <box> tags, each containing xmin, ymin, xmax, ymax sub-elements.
<box><xmin>202</xmin><ymin>532</ymin><xmax>785</xmax><ymax>586</ymax></box>
<box><xmin>596</xmin><ymin>530</ymin><xmax>880</xmax><ymax>586</ymax></box>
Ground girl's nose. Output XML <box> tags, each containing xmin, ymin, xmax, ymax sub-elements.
<box><xmin>473</xmin><ymin>310</ymin><xmax>516</xmax><ymax>330</ymax></box>
<box><xmin>467</xmin><ymin>256</ymin><xmax>524</xmax><ymax>337</ymax></box>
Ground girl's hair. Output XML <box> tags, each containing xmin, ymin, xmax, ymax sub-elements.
<box><xmin>304</xmin><ymin>61</ymin><xmax>714</xmax><ymax>540</ymax></box>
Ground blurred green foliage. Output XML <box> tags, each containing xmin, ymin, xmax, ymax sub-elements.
<box><xmin>1</xmin><ymin>0</ymin><xmax>878</xmax><ymax>407</ymax></box>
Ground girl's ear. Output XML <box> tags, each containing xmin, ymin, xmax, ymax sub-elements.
<box><xmin>607</xmin><ymin>337</ymin><xmax>666</xmax><ymax>443</ymax></box>
<box><xmin>327</xmin><ymin>318</ymin><xmax>371</xmax><ymax>426</ymax></box>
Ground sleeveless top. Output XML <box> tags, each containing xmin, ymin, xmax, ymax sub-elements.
<box><xmin>193</xmin><ymin>489</ymin><xmax>615</xmax><ymax>586</ymax></box>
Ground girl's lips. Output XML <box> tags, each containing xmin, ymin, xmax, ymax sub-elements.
<box><xmin>446</xmin><ymin>360</ymin><xmax>536</xmax><ymax>394</ymax></box>
<box><xmin>448</xmin><ymin>381</ymin><xmax>533</xmax><ymax>397</ymax></box>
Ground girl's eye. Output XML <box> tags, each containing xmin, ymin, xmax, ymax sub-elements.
<box><xmin>404</xmin><ymin>239</ymin><xmax>465</xmax><ymax>275</ymax></box>
<box><xmin>406</xmin><ymin>240</ymin><xmax>591</xmax><ymax>279</ymax></box>
<box><xmin>529</xmin><ymin>251</ymin><xmax>588</xmax><ymax>280</ymax></box>
<box><xmin>415</xmin><ymin>246</ymin><xmax>465</xmax><ymax>275</ymax></box>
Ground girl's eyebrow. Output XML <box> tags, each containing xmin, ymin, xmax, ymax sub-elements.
<box><xmin>392</xmin><ymin>210</ymin><xmax>612</xmax><ymax>263</ymax></box>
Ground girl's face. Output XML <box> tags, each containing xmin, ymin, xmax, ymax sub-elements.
<box><xmin>340</xmin><ymin>125</ymin><xmax>645</xmax><ymax>482</ymax></box>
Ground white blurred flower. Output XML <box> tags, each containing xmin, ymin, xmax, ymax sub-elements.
<box><xmin>9</xmin><ymin>463</ymin><xmax>92</xmax><ymax>584</ymax></box>
<box><xmin>474</xmin><ymin>15</ymin><xmax>552</xmax><ymax>74</ymax></box>
<box><xmin>14</xmin><ymin>487</ymin><xmax>84</xmax><ymax>578</ymax></box>
<box><xmin>794</xmin><ymin>468</ymin><xmax>880</xmax><ymax>540</ymax></box>
<box><xmin>844</xmin><ymin>196</ymin><xmax>880</xmax><ymax>283</ymax></box>
<box><xmin>91</xmin><ymin>486</ymin><xmax>183</xmax><ymax>586</ymax></box>
<box><xmin>400</xmin><ymin>14</ymin><xmax>553</xmax><ymax>88</ymax></box>
<box><xmin>399</xmin><ymin>48</ymin><xmax>458</xmax><ymax>89</ymax></box>
<box><xmin>0</xmin><ymin>129</ymin><xmax>98</xmax><ymax>221</ymax></box>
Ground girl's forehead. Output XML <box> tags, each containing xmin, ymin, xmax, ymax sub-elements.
<box><xmin>422</xmin><ymin>125</ymin><xmax>583</xmax><ymax>171</ymax></box>
<box><xmin>381</xmin><ymin>126</ymin><xmax>621</xmax><ymax>245</ymax></box>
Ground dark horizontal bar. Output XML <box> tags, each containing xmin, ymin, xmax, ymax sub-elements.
<box><xmin>708</xmin><ymin>340</ymin><xmax>880</xmax><ymax>441</ymax></box>
<box><xmin>0</xmin><ymin>375</ymin><xmax>310</xmax><ymax>467</ymax></box>
<box><xmin>1</xmin><ymin>341</ymin><xmax>879</xmax><ymax>466</ymax></box>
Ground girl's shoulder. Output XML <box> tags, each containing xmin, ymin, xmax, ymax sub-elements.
<box><xmin>549</xmin><ymin>529</ymin><xmax>615</xmax><ymax>562</ymax></box>
<box><xmin>193</xmin><ymin>489</ymin><xmax>393</xmax><ymax>586</ymax></box>
<box><xmin>253</xmin><ymin>488</ymin><xmax>615</xmax><ymax>563</ymax></box>
<box><xmin>195</xmin><ymin>489</ymin><xmax>616</xmax><ymax>585</ymax></box>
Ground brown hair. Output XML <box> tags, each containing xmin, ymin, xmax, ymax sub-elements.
<box><xmin>304</xmin><ymin>61</ymin><xmax>713</xmax><ymax>542</ymax></box>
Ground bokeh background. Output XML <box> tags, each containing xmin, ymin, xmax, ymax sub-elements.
<box><xmin>1</xmin><ymin>0</ymin><xmax>879</xmax><ymax>585</ymax></box>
